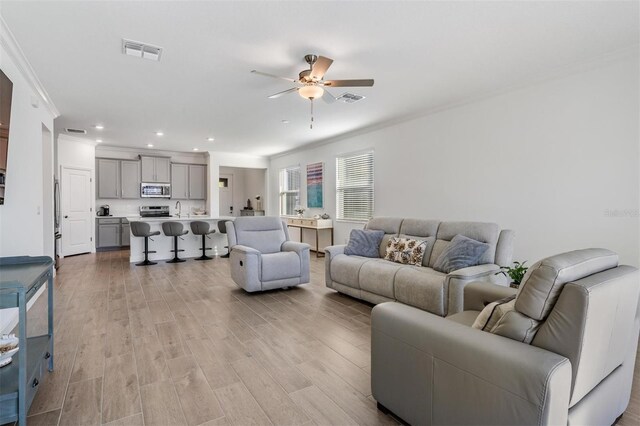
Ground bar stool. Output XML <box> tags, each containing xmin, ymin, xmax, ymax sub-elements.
<box><xmin>130</xmin><ymin>221</ymin><xmax>161</xmax><ymax>266</ymax></box>
<box><xmin>218</xmin><ymin>220</ymin><xmax>230</xmax><ymax>258</ymax></box>
<box><xmin>162</xmin><ymin>221</ymin><xmax>189</xmax><ymax>263</ymax></box>
<box><xmin>190</xmin><ymin>221</ymin><xmax>216</xmax><ymax>261</ymax></box>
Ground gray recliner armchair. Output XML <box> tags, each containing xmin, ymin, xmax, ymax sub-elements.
<box><xmin>226</xmin><ymin>217</ymin><xmax>311</xmax><ymax>292</ymax></box>
<box><xmin>371</xmin><ymin>248</ymin><xmax>640</xmax><ymax>425</ymax></box>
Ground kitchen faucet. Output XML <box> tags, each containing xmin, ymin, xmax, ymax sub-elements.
<box><xmin>175</xmin><ymin>201</ymin><xmax>182</xmax><ymax>217</ymax></box>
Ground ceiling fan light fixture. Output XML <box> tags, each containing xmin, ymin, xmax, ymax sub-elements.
<box><xmin>298</xmin><ymin>85</ymin><xmax>324</xmax><ymax>100</ymax></box>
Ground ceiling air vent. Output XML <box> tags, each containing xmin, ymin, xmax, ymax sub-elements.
<box><xmin>122</xmin><ymin>39</ymin><xmax>163</xmax><ymax>61</ymax></box>
<box><xmin>65</xmin><ymin>128</ymin><xmax>87</xmax><ymax>134</ymax></box>
<box><xmin>336</xmin><ymin>93</ymin><xmax>366</xmax><ymax>103</ymax></box>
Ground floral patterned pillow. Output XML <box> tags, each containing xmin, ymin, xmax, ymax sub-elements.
<box><xmin>384</xmin><ymin>237</ymin><xmax>428</xmax><ymax>266</ymax></box>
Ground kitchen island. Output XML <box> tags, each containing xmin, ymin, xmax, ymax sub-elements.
<box><xmin>127</xmin><ymin>215</ymin><xmax>234</xmax><ymax>263</ymax></box>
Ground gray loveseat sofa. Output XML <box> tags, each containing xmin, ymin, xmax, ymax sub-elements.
<box><xmin>371</xmin><ymin>248</ymin><xmax>639</xmax><ymax>425</ymax></box>
<box><xmin>325</xmin><ymin>217</ymin><xmax>514</xmax><ymax>316</ymax></box>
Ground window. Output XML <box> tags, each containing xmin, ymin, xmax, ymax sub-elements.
<box><xmin>336</xmin><ymin>151</ymin><xmax>374</xmax><ymax>221</ymax></box>
<box><xmin>279</xmin><ymin>166</ymin><xmax>301</xmax><ymax>216</ymax></box>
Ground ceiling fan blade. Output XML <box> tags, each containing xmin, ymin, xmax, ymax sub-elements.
<box><xmin>251</xmin><ymin>70</ymin><xmax>296</xmax><ymax>83</ymax></box>
<box><xmin>322</xmin><ymin>88</ymin><xmax>337</xmax><ymax>104</ymax></box>
<box><xmin>267</xmin><ymin>87</ymin><xmax>299</xmax><ymax>99</ymax></box>
<box><xmin>310</xmin><ymin>56</ymin><xmax>334</xmax><ymax>80</ymax></box>
<box><xmin>323</xmin><ymin>79</ymin><xmax>374</xmax><ymax>87</ymax></box>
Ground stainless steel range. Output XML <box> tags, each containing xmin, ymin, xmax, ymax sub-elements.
<box><xmin>140</xmin><ymin>205</ymin><xmax>171</xmax><ymax>218</ymax></box>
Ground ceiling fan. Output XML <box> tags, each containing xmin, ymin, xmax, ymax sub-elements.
<box><xmin>251</xmin><ymin>54</ymin><xmax>374</xmax><ymax>128</ymax></box>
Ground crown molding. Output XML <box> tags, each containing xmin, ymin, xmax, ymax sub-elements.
<box><xmin>0</xmin><ymin>15</ymin><xmax>60</xmax><ymax>118</ymax></box>
<box><xmin>270</xmin><ymin>44</ymin><xmax>639</xmax><ymax>160</ymax></box>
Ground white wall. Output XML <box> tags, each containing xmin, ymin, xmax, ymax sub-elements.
<box><xmin>0</xmin><ymin>34</ymin><xmax>57</xmax><ymax>256</ymax></box>
<box><xmin>270</xmin><ymin>56</ymin><xmax>640</xmax><ymax>266</ymax></box>
<box><xmin>219</xmin><ymin>166</ymin><xmax>267</xmax><ymax>215</ymax></box>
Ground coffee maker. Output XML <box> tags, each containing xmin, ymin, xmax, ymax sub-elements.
<box><xmin>97</xmin><ymin>205</ymin><xmax>110</xmax><ymax>216</ymax></box>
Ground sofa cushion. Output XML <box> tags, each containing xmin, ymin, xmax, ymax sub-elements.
<box><xmin>447</xmin><ymin>310</ymin><xmax>480</xmax><ymax>326</ymax></box>
<box><xmin>434</xmin><ymin>221</ymin><xmax>500</xmax><ymax>264</ymax></box>
<box><xmin>394</xmin><ymin>267</ymin><xmax>447</xmax><ymax>316</ymax></box>
<box><xmin>365</xmin><ymin>217</ymin><xmax>403</xmax><ymax>258</ymax></box>
<box><xmin>330</xmin><ymin>254</ymin><xmax>371</xmax><ymax>289</ymax></box>
<box><xmin>344</xmin><ymin>229</ymin><xmax>385</xmax><ymax>258</ymax></box>
<box><xmin>359</xmin><ymin>259</ymin><xmax>407</xmax><ymax>299</ymax></box>
<box><xmin>384</xmin><ymin>237</ymin><xmax>433</xmax><ymax>266</ymax></box>
<box><xmin>261</xmin><ymin>252</ymin><xmax>301</xmax><ymax>281</ymax></box>
<box><xmin>515</xmin><ymin>248</ymin><xmax>619</xmax><ymax>321</ymax></box>
<box><xmin>433</xmin><ymin>234</ymin><xmax>490</xmax><ymax>274</ymax></box>
<box><xmin>491</xmin><ymin>310</ymin><xmax>541</xmax><ymax>344</ymax></box>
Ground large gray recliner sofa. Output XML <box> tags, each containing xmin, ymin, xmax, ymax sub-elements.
<box><xmin>371</xmin><ymin>248</ymin><xmax>640</xmax><ymax>425</ymax></box>
<box><xmin>325</xmin><ymin>217</ymin><xmax>514</xmax><ymax>316</ymax></box>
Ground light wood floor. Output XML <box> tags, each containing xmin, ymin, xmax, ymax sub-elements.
<box><xmin>16</xmin><ymin>250</ymin><xmax>640</xmax><ymax>425</ymax></box>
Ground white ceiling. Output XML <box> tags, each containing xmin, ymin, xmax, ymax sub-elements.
<box><xmin>1</xmin><ymin>1</ymin><xmax>638</xmax><ymax>156</ymax></box>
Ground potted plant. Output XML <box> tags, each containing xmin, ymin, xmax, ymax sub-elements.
<box><xmin>294</xmin><ymin>205</ymin><xmax>305</xmax><ymax>218</ymax></box>
<box><xmin>496</xmin><ymin>261</ymin><xmax>528</xmax><ymax>289</ymax></box>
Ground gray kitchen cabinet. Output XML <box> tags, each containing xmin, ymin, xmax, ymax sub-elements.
<box><xmin>188</xmin><ymin>164</ymin><xmax>206</xmax><ymax>199</ymax></box>
<box><xmin>140</xmin><ymin>156</ymin><xmax>156</xmax><ymax>182</ymax></box>
<box><xmin>97</xmin><ymin>158</ymin><xmax>120</xmax><ymax>198</ymax></box>
<box><xmin>140</xmin><ymin>156</ymin><xmax>171</xmax><ymax>183</ymax></box>
<box><xmin>171</xmin><ymin>163</ymin><xmax>189</xmax><ymax>199</ymax></box>
<box><xmin>155</xmin><ymin>157</ymin><xmax>171</xmax><ymax>182</ymax></box>
<box><xmin>121</xmin><ymin>223</ymin><xmax>130</xmax><ymax>247</ymax></box>
<box><xmin>120</xmin><ymin>160</ymin><xmax>141</xmax><ymax>199</ymax></box>
<box><xmin>97</xmin><ymin>223</ymin><xmax>120</xmax><ymax>248</ymax></box>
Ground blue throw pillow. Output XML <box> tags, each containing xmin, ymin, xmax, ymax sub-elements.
<box><xmin>433</xmin><ymin>234</ymin><xmax>490</xmax><ymax>273</ymax></box>
<box><xmin>344</xmin><ymin>229</ymin><xmax>385</xmax><ymax>258</ymax></box>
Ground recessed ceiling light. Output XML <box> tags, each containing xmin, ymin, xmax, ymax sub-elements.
<box><xmin>96</xmin><ymin>139</ymin><xmax>103</xmax><ymax>143</ymax></box>
<box><xmin>281</xmin><ymin>120</ymin><xmax>290</xmax><ymax>124</ymax></box>
<box><xmin>147</xmin><ymin>144</ymin><xmax>154</xmax><ymax>148</ymax></box>
<box><xmin>94</xmin><ymin>124</ymin><xmax>104</xmax><ymax>130</ymax></box>
<box><xmin>155</xmin><ymin>131</ymin><xmax>164</xmax><ymax>136</ymax></box>
<box><xmin>192</xmin><ymin>148</ymin><xmax>199</xmax><ymax>151</ymax></box>
<box><xmin>207</xmin><ymin>137</ymin><xmax>215</xmax><ymax>142</ymax></box>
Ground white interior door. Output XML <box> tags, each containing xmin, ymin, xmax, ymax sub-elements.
<box><xmin>62</xmin><ymin>167</ymin><xmax>92</xmax><ymax>256</ymax></box>
<box><xmin>219</xmin><ymin>173</ymin><xmax>234</xmax><ymax>216</ymax></box>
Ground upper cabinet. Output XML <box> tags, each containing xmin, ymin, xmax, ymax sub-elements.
<box><xmin>171</xmin><ymin>163</ymin><xmax>207</xmax><ymax>200</ymax></box>
<box><xmin>188</xmin><ymin>164</ymin><xmax>206</xmax><ymax>200</ymax></box>
<box><xmin>97</xmin><ymin>158</ymin><xmax>120</xmax><ymax>198</ymax></box>
<box><xmin>120</xmin><ymin>160</ymin><xmax>141</xmax><ymax>199</ymax></box>
<box><xmin>140</xmin><ymin>155</ymin><xmax>171</xmax><ymax>183</ymax></box>
<box><xmin>96</xmin><ymin>158</ymin><xmax>141</xmax><ymax>199</ymax></box>
<box><xmin>171</xmin><ymin>163</ymin><xmax>189</xmax><ymax>199</ymax></box>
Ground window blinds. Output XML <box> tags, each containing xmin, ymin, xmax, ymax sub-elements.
<box><xmin>279</xmin><ymin>166</ymin><xmax>301</xmax><ymax>216</ymax></box>
<box><xmin>336</xmin><ymin>151</ymin><xmax>374</xmax><ymax>221</ymax></box>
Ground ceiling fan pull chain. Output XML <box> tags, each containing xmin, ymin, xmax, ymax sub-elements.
<box><xmin>310</xmin><ymin>98</ymin><xmax>314</xmax><ymax>129</ymax></box>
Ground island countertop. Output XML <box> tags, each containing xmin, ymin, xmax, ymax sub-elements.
<box><xmin>126</xmin><ymin>215</ymin><xmax>234</xmax><ymax>222</ymax></box>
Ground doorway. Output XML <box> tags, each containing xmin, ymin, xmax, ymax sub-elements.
<box><xmin>61</xmin><ymin>166</ymin><xmax>92</xmax><ymax>256</ymax></box>
<box><xmin>219</xmin><ymin>173</ymin><xmax>233</xmax><ymax>217</ymax></box>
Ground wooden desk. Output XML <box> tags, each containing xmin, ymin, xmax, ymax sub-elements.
<box><xmin>286</xmin><ymin>218</ymin><xmax>333</xmax><ymax>258</ymax></box>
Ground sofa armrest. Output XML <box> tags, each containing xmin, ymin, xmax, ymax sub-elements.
<box><xmin>281</xmin><ymin>241</ymin><xmax>311</xmax><ymax>284</ymax></box>
<box><xmin>281</xmin><ymin>241</ymin><xmax>311</xmax><ymax>254</ymax></box>
<box><xmin>229</xmin><ymin>245</ymin><xmax>262</xmax><ymax>292</ymax></box>
<box><xmin>371</xmin><ymin>302</ymin><xmax>571</xmax><ymax>426</ymax></box>
<box><xmin>324</xmin><ymin>245</ymin><xmax>347</xmax><ymax>288</ymax></box>
<box><xmin>463</xmin><ymin>281</ymin><xmax>518</xmax><ymax>311</ymax></box>
<box><xmin>445</xmin><ymin>264</ymin><xmax>502</xmax><ymax>315</ymax></box>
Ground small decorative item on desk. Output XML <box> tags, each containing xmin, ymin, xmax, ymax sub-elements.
<box><xmin>255</xmin><ymin>195</ymin><xmax>263</xmax><ymax>211</ymax></box>
<box><xmin>0</xmin><ymin>334</ymin><xmax>19</xmax><ymax>368</ymax></box>
<box><xmin>294</xmin><ymin>205</ymin><xmax>305</xmax><ymax>218</ymax></box>
<box><xmin>246</xmin><ymin>199</ymin><xmax>253</xmax><ymax>210</ymax></box>
<box><xmin>321</xmin><ymin>213</ymin><xmax>330</xmax><ymax>219</ymax></box>
<box><xmin>496</xmin><ymin>261</ymin><xmax>528</xmax><ymax>289</ymax></box>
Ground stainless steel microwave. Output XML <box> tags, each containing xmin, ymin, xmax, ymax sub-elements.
<box><xmin>141</xmin><ymin>183</ymin><xmax>171</xmax><ymax>198</ymax></box>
